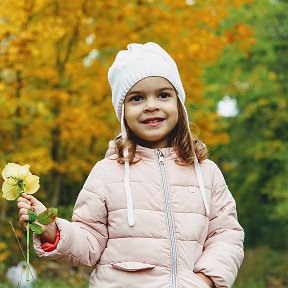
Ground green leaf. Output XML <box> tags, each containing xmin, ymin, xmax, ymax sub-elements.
<box><xmin>36</xmin><ymin>207</ymin><xmax>58</xmax><ymax>225</ymax></box>
<box><xmin>28</xmin><ymin>210</ymin><xmax>37</xmax><ymax>223</ymax></box>
<box><xmin>30</xmin><ymin>222</ymin><xmax>43</xmax><ymax>234</ymax></box>
<box><xmin>47</xmin><ymin>207</ymin><xmax>58</xmax><ymax>218</ymax></box>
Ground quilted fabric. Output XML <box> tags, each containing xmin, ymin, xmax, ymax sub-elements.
<box><xmin>33</xmin><ymin>142</ymin><xmax>244</xmax><ymax>288</ymax></box>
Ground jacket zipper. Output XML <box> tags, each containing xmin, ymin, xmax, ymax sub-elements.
<box><xmin>157</xmin><ymin>150</ymin><xmax>177</xmax><ymax>288</ymax></box>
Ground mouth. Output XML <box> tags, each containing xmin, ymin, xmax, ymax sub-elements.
<box><xmin>141</xmin><ymin>117</ymin><xmax>165</xmax><ymax>124</ymax></box>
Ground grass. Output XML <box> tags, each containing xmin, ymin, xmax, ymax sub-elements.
<box><xmin>0</xmin><ymin>280</ymin><xmax>87</xmax><ymax>288</ymax></box>
<box><xmin>234</xmin><ymin>246</ymin><xmax>288</xmax><ymax>288</ymax></box>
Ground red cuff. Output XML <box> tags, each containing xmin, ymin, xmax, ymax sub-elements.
<box><xmin>41</xmin><ymin>229</ymin><xmax>60</xmax><ymax>252</ymax></box>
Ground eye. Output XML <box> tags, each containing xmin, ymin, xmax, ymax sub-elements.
<box><xmin>130</xmin><ymin>95</ymin><xmax>143</xmax><ymax>102</ymax></box>
<box><xmin>159</xmin><ymin>92</ymin><xmax>170</xmax><ymax>99</ymax></box>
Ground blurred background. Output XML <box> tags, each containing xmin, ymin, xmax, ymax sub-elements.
<box><xmin>0</xmin><ymin>0</ymin><xmax>287</xmax><ymax>287</ymax></box>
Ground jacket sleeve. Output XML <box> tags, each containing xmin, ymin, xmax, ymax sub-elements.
<box><xmin>194</xmin><ymin>161</ymin><xmax>244</xmax><ymax>288</ymax></box>
<box><xmin>33</xmin><ymin>161</ymin><xmax>108</xmax><ymax>266</ymax></box>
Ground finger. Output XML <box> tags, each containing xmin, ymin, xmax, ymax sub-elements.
<box><xmin>17</xmin><ymin>196</ymin><xmax>31</xmax><ymax>205</ymax></box>
<box><xmin>19</xmin><ymin>208</ymin><xmax>31</xmax><ymax>217</ymax></box>
<box><xmin>19</xmin><ymin>214</ymin><xmax>30</xmax><ymax>225</ymax></box>
<box><xmin>17</xmin><ymin>201</ymin><xmax>32</xmax><ymax>210</ymax></box>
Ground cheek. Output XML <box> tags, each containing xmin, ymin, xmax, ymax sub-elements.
<box><xmin>124</xmin><ymin>107</ymin><xmax>137</xmax><ymax>129</ymax></box>
<box><xmin>171</xmin><ymin>107</ymin><xmax>179</xmax><ymax>125</ymax></box>
<box><xmin>172</xmin><ymin>116</ymin><xmax>179</xmax><ymax>130</ymax></box>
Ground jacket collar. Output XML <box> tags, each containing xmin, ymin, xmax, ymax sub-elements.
<box><xmin>105</xmin><ymin>140</ymin><xmax>177</xmax><ymax>160</ymax></box>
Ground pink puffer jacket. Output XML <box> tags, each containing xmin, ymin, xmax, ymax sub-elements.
<box><xmin>34</xmin><ymin>143</ymin><xmax>244</xmax><ymax>288</ymax></box>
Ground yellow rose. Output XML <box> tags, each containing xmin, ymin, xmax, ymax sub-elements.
<box><xmin>2</xmin><ymin>163</ymin><xmax>30</xmax><ymax>181</ymax></box>
<box><xmin>1</xmin><ymin>163</ymin><xmax>40</xmax><ymax>201</ymax></box>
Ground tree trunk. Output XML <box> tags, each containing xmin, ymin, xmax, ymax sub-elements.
<box><xmin>14</xmin><ymin>70</ymin><xmax>22</xmax><ymax>149</ymax></box>
<box><xmin>51</xmin><ymin>172</ymin><xmax>61</xmax><ymax>207</ymax></box>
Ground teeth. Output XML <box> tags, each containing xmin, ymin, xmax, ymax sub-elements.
<box><xmin>145</xmin><ymin>119</ymin><xmax>161</xmax><ymax>123</ymax></box>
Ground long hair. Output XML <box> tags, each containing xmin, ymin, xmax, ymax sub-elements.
<box><xmin>114</xmin><ymin>99</ymin><xmax>208</xmax><ymax>165</ymax></box>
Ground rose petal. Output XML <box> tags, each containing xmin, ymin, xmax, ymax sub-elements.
<box><xmin>17</xmin><ymin>164</ymin><xmax>31</xmax><ymax>180</ymax></box>
<box><xmin>25</xmin><ymin>174</ymin><xmax>40</xmax><ymax>194</ymax></box>
<box><xmin>6</xmin><ymin>177</ymin><xmax>18</xmax><ymax>186</ymax></box>
<box><xmin>2</xmin><ymin>181</ymin><xmax>19</xmax><ymax>200</ymax></box>
<box><xmin>26</xmin><ymin>183</ymin><xmax>40</xmax><ymax>195</ymax></box>
<box><xmin>2</xmin><ymin>163</ymin><xmax>21</xmax><ymax>180</ymax></box>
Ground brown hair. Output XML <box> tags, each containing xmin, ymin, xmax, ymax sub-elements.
<box><xmin>114</xmin><ymin>99</ymin><xmax>208</xmax><ymax>165</ymax></box>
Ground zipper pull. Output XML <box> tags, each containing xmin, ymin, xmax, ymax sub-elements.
<box><xmin>157</xmin><ymin>150</ymin><xmax>164</xmax><ymax>164</ymax></box>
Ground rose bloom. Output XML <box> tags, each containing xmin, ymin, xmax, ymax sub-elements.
<box><xmin>1</xmin><ymin>163</ymin><xmax>40</xmax><ymax>201</ymax></box>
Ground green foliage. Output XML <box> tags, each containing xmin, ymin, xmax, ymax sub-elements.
<box><xmin>234</xmin><ymin>247</ymin><xmax>288</xmax><ymax>288</ymax></box>
<box><xmin>28</xmin><ymin>210</ymin><xmax>37</xmax><ymax>223</ymax></box>
<box><xmin>204</xmin><ymin>0</ymin><xmax>288</xmax><ymax>248</ymax></box>
<box><xmin>36</xmin><ymin>208</ymin><xmax>58</xmax><ymax>225</ymax></box>
<box><xmin>28</xmin><ymin>208</ymin><xmax>58</xmax><ymax>234</ymax></box>
<box><xmin>29</xmin><ymin>222</ymin><xmax>42</xmax><ymax>234</ymax></box>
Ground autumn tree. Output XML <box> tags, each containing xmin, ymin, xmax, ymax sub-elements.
<box><xmin>0</xmin><ymin>0</ymin><xmax>251</xmax><ymax>208</ymax></box>
<box><xmin>203</xmin><ymin>0</ymin><xmax>288</xmax><ymax>248</ymax></box>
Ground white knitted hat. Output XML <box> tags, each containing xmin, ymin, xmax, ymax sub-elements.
<box><xmin>108</xmin><ymin>42</ymin><xmax>186</xmax><ymax>121</ymax></box>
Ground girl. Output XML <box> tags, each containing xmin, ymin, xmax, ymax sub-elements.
<box><xmin>18</xmin><ymin>42</ymin><xmax>244</xmax><ymax>288</ymax></box>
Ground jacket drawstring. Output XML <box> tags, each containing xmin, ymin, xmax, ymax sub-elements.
<box><xmin>121</xmin><ymin>106</ymin><xmax>135</xmax><ymax>227</ymax></box>
<box><xmin>123</xmin><ymin>149</ymin><xmax>135</xmax><ymax>226</ymax></box>
<box><xmin>194</xmin><ymin>152</ymin><xmax>210</xmax><ymax>217</ymax></box>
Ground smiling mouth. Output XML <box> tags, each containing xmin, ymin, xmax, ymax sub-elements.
<box><xmin>141</xmin><ymin>118</ymin><xmax>165</xmax><ymax>124</ymax></box>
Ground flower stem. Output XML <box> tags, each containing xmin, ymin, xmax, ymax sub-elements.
<box><xmin>26</xmin><ymin>222</ymin><xmax>30</xmax><ymax>285</ymax></box>
<box><xmin>22</xmin><ymin>185</ymin><xmax>30</xmax><ymax>285</ymax></box>
<box><xmin>9</xmin><ymin>222</ymin><xmax>37</xmax><ymax>286</ymax></box>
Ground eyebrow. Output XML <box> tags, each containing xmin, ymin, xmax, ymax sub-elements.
<box><xmin>127</xmin><ymin>87</ymin><xmax>174</xmax><ymax>96</ymax></box>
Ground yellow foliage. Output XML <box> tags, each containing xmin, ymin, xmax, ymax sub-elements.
<box><xmin>0</xmin><ymin>241</ymin><xmax>9</xmax><ymax>263</ymax></box>
<box><xmin>268</xmin><ymin>71</ymin><xmax>277</xmax><ymax>80</ymax></box>
<box><xmin>0</xmin><ymin>0</ymin><xmax>252</xmax><ymax>199</ymax></box>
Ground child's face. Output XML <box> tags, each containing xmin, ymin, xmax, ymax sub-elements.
<box><xmin>124</xmin><ymin>77</ymin><xmax>178</xmax><ymax>149</ymax></box>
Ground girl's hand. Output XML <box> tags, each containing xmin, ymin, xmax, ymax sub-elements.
<box><xmin>17</xmin><ymin>194</ymin><xmax>57</xmax><ymax>243</ymax></box>
<box><xmin>17</xmin><ymin>193</ymin><xmax>47</xmax><ymax>227</ymax></box>
<box><xmin>195</xmin><ymin>272</ymin><xmax>215</xmax><ymax>287</ymax></box>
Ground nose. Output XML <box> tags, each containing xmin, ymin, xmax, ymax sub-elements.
<box><xmin>144</xmin><ymin>97</ymin><xmax>159</xmax><ymax>112</ymax></box>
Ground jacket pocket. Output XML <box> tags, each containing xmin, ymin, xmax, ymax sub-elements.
<box><xmin>111</xmin><ymin>262</ymin><xmax>156</xmax><ymax>272</ymax></box>
<box><xmin>191</xmin><ymin>272</ymin><xmax>211</xmax><ymax>288</ymax></box>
